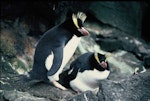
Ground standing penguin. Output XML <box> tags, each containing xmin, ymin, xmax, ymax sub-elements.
<box><xmin>26</xmin><ymin>12</ymin><xmax>89</xmax><ymax>90</ymax></box>
<box><xmin>59</xmin><ymin>52</ymin><xmax>110</xmax><ymax>93</ymax></box>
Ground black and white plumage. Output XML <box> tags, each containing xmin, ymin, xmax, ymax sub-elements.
<box><xmin>59</xmin><ymin>52</ymin><xmax>110</xmax><ymax>93</ymax></box>
<box><xmin>26</xmin><ymin>12</ymin><xmax>89</xmax><ymax>90</ymax></box>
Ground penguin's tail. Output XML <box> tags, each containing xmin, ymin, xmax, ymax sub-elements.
<box><xmin>14</xmin><ymin>72</ymin><xmax>42</xmax><ymax>86</ymax></box>
<box><xmin>10</xmin><ymin>72</ymin><xmax>43</xmax><ymax>90</ymax></box>
<box><xmin>19</xmin><ymin>72</ymin><xmax>33</xmax><ymax>82</ymax></box>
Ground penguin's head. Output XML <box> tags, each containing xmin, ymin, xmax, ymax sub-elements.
<box><xmin>93</xmin><ymin>53</ymin><xmax>109</xmax><ymax>71</ymax></box>
<box><xmin>72</xmin><ymin>12</ymin><xmax>90</xmax><ymax>36</ymax></box>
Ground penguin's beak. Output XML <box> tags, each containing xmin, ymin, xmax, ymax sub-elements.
<box><xmin>78</xmin><ymin>27</ymin><xmax>90</xmax><ymax>36</ymax></box>
<box><xmin>100</xmin><ymin>61</ymin><xmax>107</xmax><ymax>68</ymax></box>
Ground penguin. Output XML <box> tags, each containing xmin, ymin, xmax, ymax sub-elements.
<box><xmin>59</xmin><ymin>52</ymin><xmax>110</xmax><ymax>93</ymax></box>
<box><xmin>25</xmin><ymin>12</ymin><xmax>90</xmax><ymax>90</ymax></box>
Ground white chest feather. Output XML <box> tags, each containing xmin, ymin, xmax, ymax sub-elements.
<box><xmin>70</xmin><ymin>69</ymin><xmax>110</xmax><ymax>93</ymax></box>
<box><xmin>45</xmin><ymin>52</ymin><xmax>54</xmax><ymax>71</ymax></box>
<box><xmin>45</xmin><ymin>35</ymin><xmax>81</xmax><ymax>81</ymax></box>
<box><xmin>61</xmin><ymin>35</ymin><xmax>81</xmax><ymax>70</ymax></box>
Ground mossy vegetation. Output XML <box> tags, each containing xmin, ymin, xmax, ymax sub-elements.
<box><xmin>0</xmin><ymin>38</ymin><xmax>16</xmax><ymax>59</ymax></box>
<box><xmin>0</xmin><ymin>20</ymin><xmax>34</xmax><ymax>75</ymax></box>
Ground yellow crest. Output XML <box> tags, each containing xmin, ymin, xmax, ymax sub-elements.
<box><xmin>94</xmin><ymin>53</ymin><xmax>101</xmax><ymax>64</ymax></box>
<box><xmin>72</xmin><ymin>12</ymin><xmax>87</xmax><ymax>29</ymax></box>
<box><xmin>94</xmin><ymin>53</ymin><xmax>110</xmax><ymax>63</ymax></box>
<box><xmin>105</xmin><ymin>53</ymin><xmax>111</xmax><ymax>61</ymax></box>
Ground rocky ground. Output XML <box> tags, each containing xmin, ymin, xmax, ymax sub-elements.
<box><xmin>1</xmin><ymin>61</ymin><xmax>150</xmax><ymax>101</ymax></box>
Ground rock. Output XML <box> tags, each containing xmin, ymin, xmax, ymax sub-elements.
<box><xmin>0</xmin><ymin>56</ymin><xmax>18</xmax><ymax>77</ymax></box>
<box><xmin>25</xmin><ymin>82</ymin><xmax>75</xmax><ymax>101</ymax></box>
<box><xmin>2</xmin><ymin>1</ymin><xmax>148</xmax><ymax>40</ymax></box>
<box><xmin>107</xmin><ymin>50</ymin><xmax>144</xmax><ymax>81</ymax></box>
<box><xmin>1</xmin><ymin>77</ymin><xmax>76</xmax><ymax>101</ymax></box>
<box><xmin>3</xmin><ymin>90</ymin><xmax>51</xmax><ymax>101</ymax></box>
<box><xmin>89</xmin><ymin>1</ymin><xmax>143</xmax><ymax>37</ymax></box>
<box><xmin>96</xmin><ymin>36</ymin><xmax>122</xmax><ymax>52</ymax></box>
<box><xmin>97</xmin><ymin>70</ymin><xmax>150</xmax><ymax>101</ymax></box>
<box><xmin>2</xmin><ymin>69</ymin><xmax>150</xmax><ymax>101</ymax></box>
<box><xmin>96</xmin><ymin>28</ymin><xmax>150</xmax><ymax>60</ymax></box>
<box><xmin>141</xmin><ymin>2</ymin><xmax>150</xmax><ymax>42</ymax></box>
<box><xmin>68</xmin><ymin>91</ymin><xmax>98</xmax><ymax>101</ymax></box>
<box><xmin>143</xmin><ymin>54</ymin><xmax>150</xmax><ymax>68</ymax></box>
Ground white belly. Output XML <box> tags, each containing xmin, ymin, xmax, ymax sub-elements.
<box><xmin>70</xmin><ymin>69</ymin><xmax>110</xmax><ymax>93</ymax></box>
<box><xmin>61</xmin><ymin>35</ymin><xmax>81</xmax><ymax>69</ymax></box>
<box><xmin>46</xmin><ymin>35</ymin><xmax>81</xmax><ymax>81</ymax></box>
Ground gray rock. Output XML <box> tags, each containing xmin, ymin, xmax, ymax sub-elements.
<box><xmin>143</xmin><ymin>54</ymin><xmax>150</xmax><ymax>68</ymax></box>
<box><xmin>96</xmin><ymin>29</ymin><xmax>150</xmax><ymax>60</ymax></box>
<box><xmin>3</xmin><ymin>90</ymin><xmax>51</xmax><ymax>101</ymax></box>
<box><xmin>107</xmin><ymin>50</ymin><xmax>144</xmax><ymax>81</ymax></box>
<box><xmin>89</xmin><ymin>1</ymin><xmax>142</xmax><ymax>37</ymax></box>
<box><xmin>25</xmin><ymin>82</ymin><xmax>75</xmax><ymax>101</ymax></box>
<box><xmin>68</xmin><ymin>91</ymin><xmax>98</xmax><ymax>101</ymax></box>
<box><xmin>97</xmin><ymin>70</ymin><xmax>150</xmax><ymax>101</ymax></box>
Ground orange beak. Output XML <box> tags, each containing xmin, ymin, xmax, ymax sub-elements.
<box><xmin>100</xmin><ymin>61</ymin><xmax>107</xmax><ymax>68</ymax></box>
<box><xmin>78</xmin><ymin>27</ymin><xmax>90</xmax><ymax>36</ymax></box>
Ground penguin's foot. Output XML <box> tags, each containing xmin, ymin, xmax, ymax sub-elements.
<box><xmin>52</xmin><ymin>81</ymin><xmax>68</xmax><ymax>90</ymax></box>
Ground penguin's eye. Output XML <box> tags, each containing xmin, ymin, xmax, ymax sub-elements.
<box><xmin>77</xmin><ymin>19</ymin><xmax>83</xmax><ymax>28</ymax></box>
<box><xmin>100</xmin><ymin>60</ymin><xmax>105</xmax><ymax>63</ymax></box>
<box><xmin>99</xmin><ymin>57</ymin><xmax>106</xmax><ymax>63</ymax></box>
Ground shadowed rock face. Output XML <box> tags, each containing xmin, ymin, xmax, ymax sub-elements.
<box><xmin>2</xmin><ymin>70</ymin><xmax>150</xmax><ymax>101</ymax></box>
<box><xmin>88</xmin><ymin>1</ymin><xmax>143</xmax><ymax>37</ymax></box>
<box><xmin>3</xmin><ymin>90</ymin><xmax>51</xmax><ymax>101</ymax></box>
<box><xmin>97</xmin><ymin>70</ymin><xmax>150</xmax><ymax>101</ymax></box>
<box><xmin>95</xmin><ymin>28</ymin><xmax>150</xmax><ymax>68</ymax></box>
<box><xmin>1</xmin><ymin>1</ymin><xmax>149</xmax><ymax>40</ymax></box>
